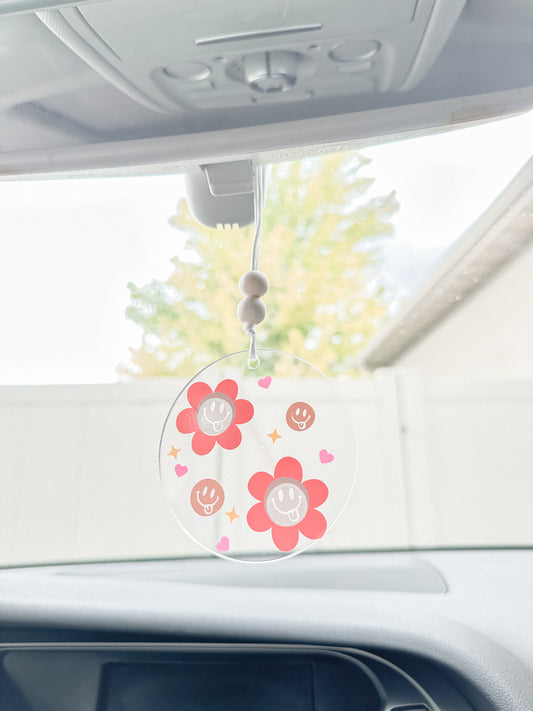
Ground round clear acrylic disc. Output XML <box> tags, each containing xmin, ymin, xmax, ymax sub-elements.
<box><xmin>159</xmin><ymin>349</ymin><xmax>357</xmax><ymax>562</ymax></box>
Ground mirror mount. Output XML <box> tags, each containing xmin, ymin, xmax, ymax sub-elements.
<box><xmin>185</xmin><ymin>160</ymin><xmax>255</xmax><ymax>229</ymax></box>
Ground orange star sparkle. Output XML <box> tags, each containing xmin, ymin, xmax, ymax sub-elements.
<box><xmin>168</xmin><ymin>446</ymin><xmax>180</xmax><ymax>459</ymax></box>
<box><xmin>267</xmin><ymin>429</ymin><xmax>282</xmax><ymax>444</ymax></box>
<box><xmin>225</xmin><ymin>507</ymin><xmax>239</xmax><ymax>524</ymax></box>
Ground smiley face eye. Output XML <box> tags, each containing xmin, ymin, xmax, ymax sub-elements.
<box><xmin>278</xmin><ymin>488</ymin><xmax>284</xmax><ymax>502</ymax></box>
<box><xmin>202</xmin><ymin>486</ymin><xmax>208</xmax><ymax>497</ymax></box>
<box><xmin>219</xmin><ymin>402</ymin><xmax>225</xmax><ymax>415</ymax></box>
<box><xmin>210</xmin><ymin>400</ymin><xmax>216</xmax><ymax>412</ymax></box>
<box><xmin>289</xmin><ymin>487</ymin><xmax>295</xmax><ymax>501</ymax></box>
<box><xmin>210</xmin><ymin>487</ymin><xmax>216</xmax><ymax>499</ymax></box>
<box><xmin>302</xmin><ymin>409</ymin><xmax>307</xmax><ymax>417</ymax></box>
<box><xmin>295</xmin><ymin>407</ymin><xmax>300</xmax><ymax>416</ymax></box>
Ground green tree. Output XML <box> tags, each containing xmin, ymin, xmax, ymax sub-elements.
<box><xmin>120</xmin><ymin>153</ymin><xmax>398</xmax><ymax>378</ymax></box>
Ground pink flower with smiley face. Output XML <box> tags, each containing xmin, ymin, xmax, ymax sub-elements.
<box><xmin>176</xmin><ymin>379</ymin><xmax>254</xmax><ymax>456</ymax></box>
<box><xmin>247</xmin><ymin>456</ymin><xmax>328</xmax><ymax>552</ymax></box>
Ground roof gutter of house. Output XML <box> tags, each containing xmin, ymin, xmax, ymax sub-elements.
<box><xmin>358</xmin><ymin>155</ymin><xmax>533</xmax><ymax>371</ymax></box>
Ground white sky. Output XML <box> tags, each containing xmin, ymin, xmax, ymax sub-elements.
<box><xmin>0</xmin><ymin>110</ymin><xmax>532</xmax><ymax>384</ymax></box>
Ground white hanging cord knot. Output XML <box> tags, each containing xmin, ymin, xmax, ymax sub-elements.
<box><xmin>243</xmin><ymin>322</ymin><xmax>256</xmax><ymax>338</ymax></box>
<box><xmin>243</xmin><ymin>323</ymin><xmax>258</xmax><ymax>368</ymax></box>
<box><xmin>236</xmin><ymin>164</ymin><xmax>268</xmax><ymax>369</ymax></box>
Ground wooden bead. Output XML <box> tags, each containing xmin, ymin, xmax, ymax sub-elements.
<box><xmin>239</xmin><ymin>270</ymin><xmax>269</xmax><ymax>297</ymax></box>
<box><xmin>237</xmin><ymin>296</ymin><xmax>266</xmax><ymax>325</ymax></box>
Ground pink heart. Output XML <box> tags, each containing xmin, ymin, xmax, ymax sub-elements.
<box><xmin>319</xmin><ymin>449</ymin><xmax>334</xmax><ymax>464</ymax></box>
<box><xmin>216</xmin><ymin>536</ymin><xmax>229</xmax><ymax>552</ymax></box>
<box><xmin>175</xmin><ymin>464</ymin><xmax>188</xmax><ymax>477</ymax></box>
<box><xmin>258</xmin><ymin>376</ymin><xmax>272</xmax><ymax>389</ymax></box>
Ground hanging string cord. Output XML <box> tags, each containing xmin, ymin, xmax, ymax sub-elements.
<box><xmin>251</xmin><ymin>165</ymin><xmax>263</xmax><ymax>271</ymax></box>
<box><xmin>245</xmin><ymin>164</ymin><xmax>265</xmax><ymax>366</ymax></box>
<box><xmin>246</xmin><ymin>323</ymin><xmax>258</xmax><ymax>365</ymax></box>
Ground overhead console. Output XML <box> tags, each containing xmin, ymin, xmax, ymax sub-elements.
<box><xmin>1</xmin><ymin>0</ymin><xmax>533</xmax><ymax>175</ymax></box>
<box><xmin>37</xmin><ymin>0</ymin><xmax>465</xmax><ymax>115</ymax></box>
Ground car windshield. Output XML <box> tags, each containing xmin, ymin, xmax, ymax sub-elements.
<box><xmin>1</xmin><ymin>109</ymin><xmax>532</xmax><ymax>565</ymax></box>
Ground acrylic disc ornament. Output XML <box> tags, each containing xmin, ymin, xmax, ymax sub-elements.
<box><xmin>159</xmin><ymin>349</ymin><xmax>357</xmax><ymax>562</ymax></box>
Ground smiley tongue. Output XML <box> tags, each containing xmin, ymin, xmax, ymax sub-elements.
<box><xmin>298</xmin><ymin>421</ymin><xmax>306</xmax><ymax>430</ymax></box>
<box><xmin>204</xmin><ymin>504</ymin><xmax>213</xmax><ymax>514</ymax></box>
<box><xmin>288</xmin><ymin>508</ymin><xmax>300</xmax><ymax>522</ymax></box>
<box><xmin>214</xmin><ymin>421</ymin><xmax>223</xmax><ymax>432</ymax></box>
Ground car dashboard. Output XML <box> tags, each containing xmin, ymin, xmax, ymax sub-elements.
<box><xmin>1</xmin><ymin>549</ymin><xmax>533</xmax><ymax>710</ymax></box>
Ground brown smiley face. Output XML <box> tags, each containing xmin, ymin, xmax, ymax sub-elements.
<box><xmin>191</xmin><ymin>478</ymin><xmax>225</xmax><ymax>517</ymax></box>
<box><xmin>286</xmin><ymin>401</ymin><xmax>315</xmax><ymax>432</ymax></box>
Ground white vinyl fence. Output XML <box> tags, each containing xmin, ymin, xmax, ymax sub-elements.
<box><xmin>1</xmin><ymin>370</ymin><xmax>532</xmax><ymax>565</ymax></box>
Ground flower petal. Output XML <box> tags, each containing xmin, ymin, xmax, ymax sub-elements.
<box><xmin>216</xmin><ymin>423</ymin><xmax>242</xmax><ymax>451</ymax></box>
<box><xmin>274</xmin><ymin>456</ymin><xmax>303</xmax><ymax>482</ymax></box>
<box><xmin>303</xmin><ymin>479</ymin><xmax>329</xmax><ymax>508</ymax></box>
<box><xmin>191</xmin><ymin>430</ymin><xmax>215</xmax><ymax>456</ymax></box>
<box><xmin>176</xmin><ymin>407</ymin><xmax>197</xmax><ymax>434</ymax></box>
<box><xmin>247</xmin><ymin>502</ymin><xmax>272</xmax><ymax>532</ymax></box>
<box><xmin>187</xmin><ymin>381</ymin><xmax>212</xmax><ymax>407</ymax></box>
<box><xmin>248</xmin><ymin>471</ymin><xmax>274</xmax><ymax>500</ymax></box>
<box><xmin>298</xmin><ymin>508</ymin><xmax>327</xmax><ymax>540</ymax></box>
<box><xmin>272</xmin><ymin>524</ymin><xmax>300</xmax><ymax>552</ymax></box>
<box><xmin>215</xmin><ymin>379</ymin><xmax>238</xmax><ymax>401</ymax></box>
<box><xmin>235</xmin><ymin>398</ymin><xmax>254</xmax><ymax>424</ymax></box>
